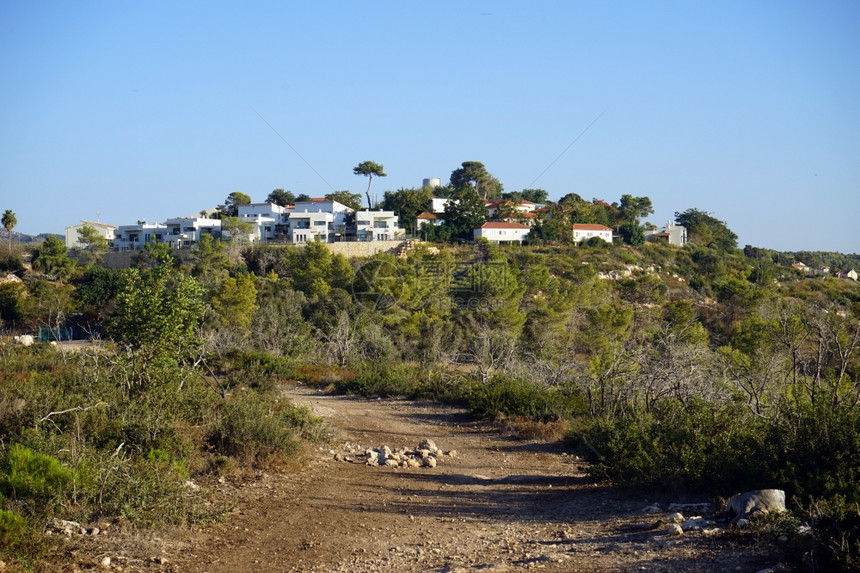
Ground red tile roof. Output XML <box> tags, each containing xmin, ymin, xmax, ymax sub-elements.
<box><xmin>416</xmin><ymin>212</ymin><xmax>437</xmax><ymax>220</ymax></box>
<box><xmin>573</xmin><ymin>223</ymin><xmax>613</xmax><ymax>231</ymax></box>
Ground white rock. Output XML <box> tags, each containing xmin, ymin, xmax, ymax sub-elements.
<box><xmin>99</xmin><ymin>556</ymin><xmax>111</xmax><ymax>569</ymax></box>
<box><xmin>669</xmin><ymin>512</ymin><xmax>685</xmax><ymax>523</ymax></box>
<box><xmin>419</xmin><ymin>439</ymin><xmax>438</xmax><ymax>453</ymax></box>
<box><xmin>668</xmin><ymin>523</ymin><xmax>684</xmax><ymax>536</ymax></box>
<box><xmin>13</xmin><ymin>335</ymin><xmax>34</xmax><ymax>347</ymax></box>
<box><xmin>682</xmin><ymin>517</ymin><xmax>711</xmax><ymax>531</ymax></box>
<box><xmin>423</xmin><ymin>456</ymin><xmax>437</xmax><ymax>468</ymax></box>
<box><xmin>641</xmin><ymin>503</ymin><xmax>662</xmax><ymax>514</ymax></box>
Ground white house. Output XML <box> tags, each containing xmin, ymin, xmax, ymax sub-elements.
<box><xmin>473</xmin><ymin>222</ymin><xmax>531</xmax><ymax>245</ymax></box>
<box><xmin>287</xmin><ymin>210</ymin><xmax>335</xmax><ymax>243</ymax></box>
<box><xmin>237</xmin><ymin>202</ymin><xmax>290</xmax><ymax>242</ymax></box>
<box><xmin>835</xmin><ymin>269</ymin><xmax>858</xmax><ymax>281</ymax></box>
<box><xmin>65</xmin><ymin>220</ymin><xmax>117</xmax><ymax>249</ymax></box>
<box><xmin>416</xmin><ymin>211</ymin><xmax>442</xmax><ymax>227</ymax></box>
<box><xmin>163</xmin><ymin>217</ymin><xmax>222</xmax><ymax>247</ymax></box>
<box><xmin>644</xmin><ymin>221</ymin><xmax>687</xmax><ymax>246</ymax></box>
<box><xmin>356</xmin><ymin>210</ymin><xmax>401</xmax><ymax>241</ymax></box>
<box><xmin>113</xmin><ymin>222</ymin><xmax>169</xmax><ymax>251</ymax></box>
<box><xmin>573</xmin><ymin>223</ymin><xmax>614</xmax><ymax>244</ymax></box>
<box><xmin>431</xmin><ymin>197</ymin><xmax>454</xmax><ymax>214</ymax></box>
<box><xmin>287</xmin><ymin>198</ymin><xmax>353</xmax><ymax>243</ymax></box>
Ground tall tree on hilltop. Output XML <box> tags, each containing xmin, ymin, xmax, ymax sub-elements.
<box><xmin>2</xmin><ymin>210</ymin><xmax>16</xmax><ymax>255</ymax></box>
<box><xmin>353</xmin><ymin>161</ymin><xmax>387</xmax><ymax>209</ymax></box>
<box><xmin>449</xmin><ymin>161</ymin><xmax>503</xmax><ymax>200</ymax></box>
<box><xmin>617</xmin><ymin>194</ymin><xmax>654</xmax><ymax>224</ymax></box>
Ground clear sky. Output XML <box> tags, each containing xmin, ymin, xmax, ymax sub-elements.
<box><xmin>1</xmin><ymin>1</ymin><xmax>858</xmax><ymax>253</ymax></box>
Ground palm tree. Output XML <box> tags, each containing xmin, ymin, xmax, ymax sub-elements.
<box><xmin>353</xmin><ymin>161</ymin><xmax>386</xmax><ymax>210</ymax></box>
<box><xmin>2</xmin><ymin>210</ymin><xmax>16</xmax><ymax>255</ymax></box>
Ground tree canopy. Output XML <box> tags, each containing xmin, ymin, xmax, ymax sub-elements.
<box><xmin>449</xmin><ymin>161</ymin><xmax>503</xmax><ymax>200</ymax></box>
<box><xmin>353</xmin><ymin>160</ymin><xmax>387</xmax><ymax>209</ymax></box>
<box><xmin>382</xmin><ymin>187</ymin><xmax>433</xmax><ymax>233</ymax></box>
<box><xmin>442</xmin><ymin>187</ymin><xmax>488</xmax><ymax>240</ymax></box>
<box><xmin>325</xmin><ymin>191</ymin><xmax>363</xmax><ymax>212</ymax></box>
<box><xmin>675</xmin><ymin>208</ymin><xmax>738</xmax><ymax>251</ymax></box>
<box><xmin>218</xmin><ymin>192</ymin><xmax>252</xmax><ymax>217</ymax></box>
<box><xmin>2</xmin><ymin>210</ymin><xmax>16</xmax><ymax>254</ymax></box>
<box><xmin>267</xmin><ymin>189</ymin><xmax>296</xmax><ymax>207</ymax></box>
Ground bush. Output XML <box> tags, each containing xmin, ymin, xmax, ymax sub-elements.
<box><xmin>467</xmin><ymin>375</ymin><xmax>573</xmax><ymax>422</ymax></box>
<box><xmin>333</xmin><ymin>362</ymin><xmax>420</xmax><ymax>397</ymax></box>
<box><xmin>576</xmin><ymin>398</ymin><xmax>775</xmax><ymax>491</ymax></box>
<box><xmin>207</xmin><ymin>390</ymin><xmax>325</xmax><ymax>466</ymax></box>
<box><xmin>0</xmin><ymin>508</ymin><xmax>31</xmax><ymax>549</ymax></box>
<box><xmin>0</xmin><ymin>444</ymin><xmax>77</xmax><ymax>513</ymax></box>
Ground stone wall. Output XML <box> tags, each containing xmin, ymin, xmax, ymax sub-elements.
<box><xmin>103</xmin><ymin>240</ymin><xmax>407</xmax><ymax>269</ymax></box>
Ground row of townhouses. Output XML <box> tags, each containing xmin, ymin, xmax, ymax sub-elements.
<box><xmin>66</xmin><ymin>199</ymin><xmax>404</xmax><ymax>251</ymax></box>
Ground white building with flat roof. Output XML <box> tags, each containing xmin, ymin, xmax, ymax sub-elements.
<box><xmin>644</xmin><ymin>221</ymin><xmax>687</xmax><ymax>246</ymax></box>
<box><xmin>113</xmin><ymin>222</ymin><xmax>169</xmax><ymax>251</ymax></box>
<box><xmin>163</xmin><ymin>217</ymin><xmax>222</xmax><ymax>247</ymax></box>
<box><xmin>356</xmin><ymin>210</ymin><xmax>401</xmax><ymax>241</ymax></box>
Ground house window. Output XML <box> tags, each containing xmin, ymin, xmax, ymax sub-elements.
<box><xmin>314</xmin><ymin>221</ymin><xmax>326</xmax><ymax>226</ymax></box>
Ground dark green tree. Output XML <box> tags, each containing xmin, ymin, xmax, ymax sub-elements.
<box><xmin>218</xmin><ymin>192</ymin><xmax>252</xmax><ymax>217</ymax></box>
<box><xmin>353</xmin><ymin>161</ymin><xmax>387</xmax><ymax>209</ymax></box>
<box><xmin>618</xmin><ymin>220</ymin><xmax>645</xmax><ymax>245</ymax></box>
<box><xmin>31</xmin><ymin>236</ymin><xmax>76</xmax><ymax>279</ymax></box>
<box><xmin>325</xmin><ymin>191</ymin><xmax>363</xmax><ymax>212</ymax></box>
<box><xmin>382</xmin><ymin>187</ymin><xmax>434</xmax><ymax>234</ymax></box>
<box><xmin>520</xmin><ymin>189</ymin><xmax>549</xmax><ymax>204</ymax></box>
<box><xmin>267</xmin><ymin>189</ymin><xmax>296</xmax><ymax>207</ymax></box>
<box><xmin>442</xmin><ymin>188</ymin><xmax>488</xmax><ymax>240</ymax></box>
<box><xmin>617</xmin><ymin>194</ymin><xmax>654</xmax><ymax>224</ymax></box>
<box><xmin>675</xmin><ymin>208</ymin><xmax>738</xmax><ymax>251</ymax></box>
<box><xmin>449</xmin><ymin>161</ymin><xmax>503</xmax><ymax>200</ymax></box>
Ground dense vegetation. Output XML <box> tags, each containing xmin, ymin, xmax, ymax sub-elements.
<box><xmin>1</xmin><ymin>214</ymin><xmax>859</xmax><ymax>568</ymax></box>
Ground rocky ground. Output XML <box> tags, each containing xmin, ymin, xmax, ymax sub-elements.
<box><xmin>60</xmin><ymin>384</ymin><xmax>791</xmax><ymax>572</ymax></box>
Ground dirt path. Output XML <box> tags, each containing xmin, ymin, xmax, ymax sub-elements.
<box><xmin>85</xmin><ymin>385</ymin><xmax>785</xmax><ymax>572</ymax></box>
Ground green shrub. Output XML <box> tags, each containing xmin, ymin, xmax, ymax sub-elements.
<box><xmin>0</xmin><ymin>508</ymin><xmax>31</xmax><ymax>550</ymax></box>
<box><xmin>334</xmin><ymin>362</ymin><xmax>420</xmax><ymax>397</ymax></box>
<box><xmin>806</xmin><ymin>496</ymin><xmax>860</xmax><ymax>572</ymax></box>
<box><xmin>576</xmin><ymin>398</ymin><xmax>774</xmax><ymax>491</ymax></box>
<box><xmin>223</xmin><ymin>350</ymin><xmax>296</xmax><ymax>392</ymax></box>
<box><xmin>96</xmin><ymin>451</ymin><xmax>210</xmax><ymax>527</ymax></box>
<box><xmin>467</xmin><ymin>375</ymin><xmax>573</xmax><ymax>421</ymax></box>
<box><xmin>208</xmin><ymin>390</ymin><xmax>323</xmax><ymax>466</ymax></box>
<box><xmin>0</xmin><ymin>444</ymin><xmax>77</xmax><ymax>511</ymax></box>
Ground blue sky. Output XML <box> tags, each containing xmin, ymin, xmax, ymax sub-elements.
<box><xmin>1</xmin><ymin>1</ymin><xmax>858</xmax><ymax>252</ymax></box>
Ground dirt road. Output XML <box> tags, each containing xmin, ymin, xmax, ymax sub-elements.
<box><xmin>86</xmin><ymin>385</ymin><xmax>785</xmax><ymax>572</ymax></box>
